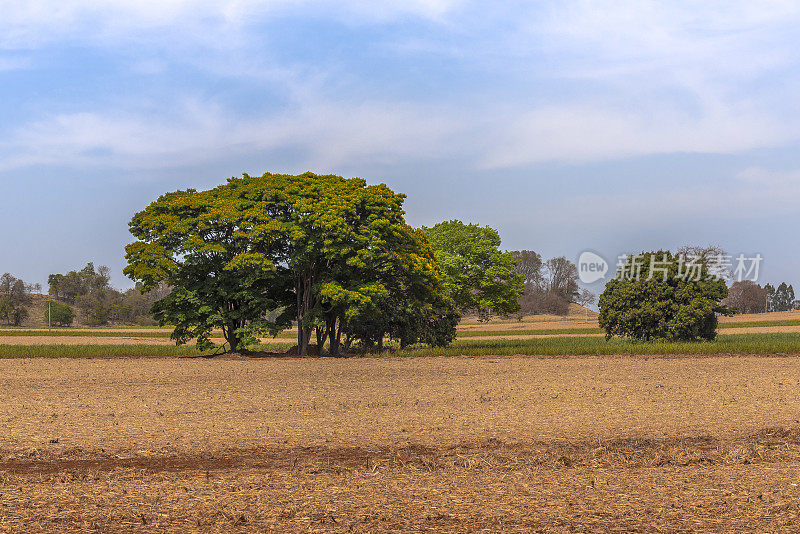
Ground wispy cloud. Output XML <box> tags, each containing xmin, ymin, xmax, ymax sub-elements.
<box><xmin>3</xmin><ymin>0</ymin><xmax>800</xmax><ymax>173</ymax></box>
<box><xmin>0</xmin><ymin>98</ymin><xmax>464</xmax><ymax>173</ymax></box>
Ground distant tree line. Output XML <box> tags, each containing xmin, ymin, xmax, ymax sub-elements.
<box><xmin>48</xmin><ymin>262</ymin><xmax>170</xmax><ymax>326</ymax></box>
<box><xmin>510</xmin><ymin>251</ymin><xmax>594</xmax><ymax>316</ymax></box>
<box><xmin>722</xmin><ymin>281</ymin><xmax>799</xmax><ymax>314</ymax></box>
<box><xmin>766</xmin><ymin>282</ymin><xmax>798</xmax><ymax>312</ymax></box>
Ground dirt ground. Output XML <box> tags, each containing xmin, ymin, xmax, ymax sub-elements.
<box><xmin>3</xmin><ymin>355</ymin><xmax>800</xmax><ymax>532</ymax></box>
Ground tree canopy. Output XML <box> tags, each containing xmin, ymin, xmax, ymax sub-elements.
<box><xmin>46</xmin><ymin>300</ymin><xmax>75</xmax><ymax>327</ymax></box>
<box><xmin>422</xmin><ymin>220</ymin><xmax>522</xmax><ymax>321</ymax></box>
<box><xmin>125</xmin><ymin>172</ymin><xmax>450</xmax><ymax>355</ymax></box>
<box><xmin>598</xmin><ymin>250</ymin><xmax>730</xmax><ymax>341</ymax></box>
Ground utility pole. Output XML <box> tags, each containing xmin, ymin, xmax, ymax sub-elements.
<box><xmin>48</xmin><ymin>301</ymin><xmax>51</xmax><ymax>332</ymax></box>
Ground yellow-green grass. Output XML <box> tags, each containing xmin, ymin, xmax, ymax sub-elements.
<box><xmin>395</xmin><ymin>333</ymin><xmax>800</xmax><ymax>357</ymax></box>
<box><xmin>4</xmin><ymin>333</ymin><xmax>800</xmax><ymax>359</ymax></box>
<box><xmin>455</xmin><ymin>320</ymin><xmax>800</xmax><ymax>337</ymax></box>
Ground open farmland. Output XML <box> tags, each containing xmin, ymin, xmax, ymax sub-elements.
<box><xmin>4</xmin><ymin>308</ymin><xmax>800</xmax><ymax>348</ymax></box>
<box><xmin>3</xmin><ymin>355</ymin><xmax>800</xmax><ymax>532</ymax></box>
<box><xmin>3</xmin><ymin>312</ymin><xmax>800</xmax><ymax>532</ymax></box>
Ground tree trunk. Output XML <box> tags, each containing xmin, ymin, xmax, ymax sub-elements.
<box><xmin>344</xmin><ymin>333</ymin><xmax>354</xmax><ymax>352</ymax></box>
<box><xmin>327</xmin><ymin>315</ymin><xmax>339</xmax><ymax>357</ymax></box>
<box><xmin>296</xmin><ymin>272</ymin><xmax>313</xmax><ymax>356</ymax></box>
<box><xmin>316</xmin><ymin>325</ymin><xmax>328</xmax><ymax>355</ymax></box>
<box><xmin>223</xmin><ymin>327</ymin><xmax>239</xmax><ymax>353</ymax></box>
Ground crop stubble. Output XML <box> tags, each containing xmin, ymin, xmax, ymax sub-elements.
<box><xmin>2</xmin><ymin>356</ymin><xmax>800</xmax><ymax>532</ymax></box>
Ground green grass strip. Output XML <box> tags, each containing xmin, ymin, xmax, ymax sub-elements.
<box><xmin>395</xmin><ymin>333</ymin><xmax>800</xmax><ymax>357</ymax></box>
<box><xmin>5</xmin><ymin>333</ymin><xmax>800</xmax><ymax>359</ymax></box>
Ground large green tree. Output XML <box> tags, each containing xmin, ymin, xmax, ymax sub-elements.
<box><xmin>125</xmin><ymin>172</ymin><xmax>446</xmax><ymax>355</ymax></box>
<box><xmin>599</xmin><ymin>250</ymin><xmax>730</xmax><ymax>341</ymax></box>
<box><xmin>422</xmin><ymin>220</ymin><xmax>522</xmax><ymax>320</ymax></box>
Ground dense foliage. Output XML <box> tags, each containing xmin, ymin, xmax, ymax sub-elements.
<box><xmin>599</xmin><ymin>250</ymin><xmax>730</xmax><ymax>341</ymax></box>
<box><xmin>125</xmin><ymin>172</ymin><xmax>453</xmax><ymax>355</ymax></box>
<box><xmin>422</xmin><ymin>220</ymin><xmax>522</xmax><ymax>321</ymax></box>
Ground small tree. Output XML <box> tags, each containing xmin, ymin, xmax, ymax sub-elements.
<box><xmin>48</xmin><ymin>263</ymin><xmax>120</xmax><ymax>325</ymax></box>
<box><xmin>511</xmin><ymin>250</ymin><xmax>543</xmax><ymax>286</ymax></box>
<box><xmin>575</xmin><ymin>288</ymin><xmax>596</xmax><ymax>319</ymax></box>
<box><xmin>599</xmin><ymin>250</ymin><xmax>730</xmax><ymax>341</ymax></box>
<box><xmin>46</xmin><ymin>301</ymin><xmax>75</xmax><ymax>327</ymax></box>
<box><xmin>0</xmin><ymin>297</ymin><xmax>27</xmax><ymax>326</ymax></box>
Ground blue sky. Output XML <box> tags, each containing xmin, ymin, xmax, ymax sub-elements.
<box><xmin>2</xmin><ymin>1</ymin><xmax>800</xmax><ymax>293</ymax></box>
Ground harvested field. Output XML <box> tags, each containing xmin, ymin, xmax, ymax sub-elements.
<box><xmin>3</xmin><ymin>355</ymin><xmax>800</xmax><ymax>532</ymax></box>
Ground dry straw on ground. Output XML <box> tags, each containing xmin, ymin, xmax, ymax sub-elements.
<box><xmin>2</xmin><ymin>355</ymin><xmax>800</xmax><ymax>531</ymax></box>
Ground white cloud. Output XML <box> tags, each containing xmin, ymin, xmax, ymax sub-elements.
<box><xmin>3</xmin><ymin>0</ymin><xmax>800</xmax><ymax>170</ymax></box>
<box><xmin>0</xmin><ymin>98</ymin><xmax>464</xmax><ymax>173</ymax></box>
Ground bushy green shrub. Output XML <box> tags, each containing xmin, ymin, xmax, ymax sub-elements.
<box><xmin>599</xmin><ymin>250</ymin><xmax>730</xmax><ymax>341</ymax></box>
